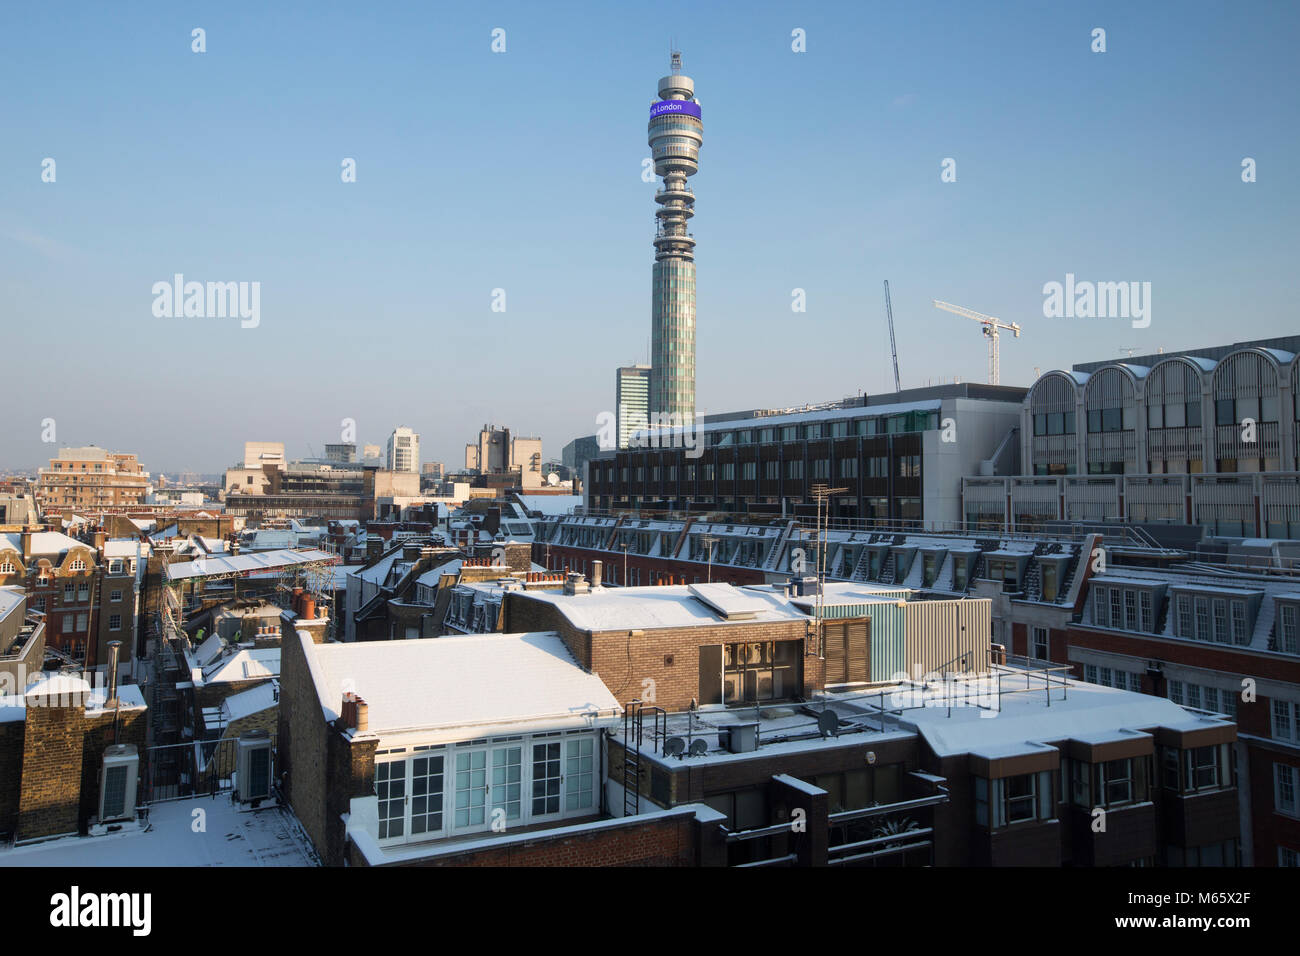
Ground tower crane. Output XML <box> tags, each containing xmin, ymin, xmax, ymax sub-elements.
<box><xmin>884</xmin><ymin>280</ymin><xmax>901</xmax><ymax>392</ymax></box>
<box><xmin>932</xmin><ymin>299</ymin><xmax>1021</xmax><ymax>386</ymax></box>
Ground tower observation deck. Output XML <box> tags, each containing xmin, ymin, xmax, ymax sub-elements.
<box><xmin>648</xmin><ymin>52</ymin><xmax>703</xmax><ymax>424</ymax></box>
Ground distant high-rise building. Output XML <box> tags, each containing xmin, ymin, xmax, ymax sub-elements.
<box><xmin>616</xmin><ymin>365</ymin><xmax>651</xmax><ymax>449</ymax></box>
<box><xmin>386</xmin><ymin>427</ymin><xmax>420</xmax><ymax>473</ymax></box>
<box><xmin>325</xmin><ymin>443</ymin><xmax>357</xmax><ymax>464</ymax></box>
<box><xmin>465</xmin><ymin>425</ymin><xmax>544</xmax><ymax>488</ymax></box>
<box><xmin>422</xmin><ymin>462</ymin><xmax>445</xmax><ymax>479</ymax></box>
<box><xmin>648</xmin><ymin>52</ymin><xmax>703</xmax><ymax>424</ymax></box>
<box><xmin>362</xmin><ymin>444</ymin><xmax>382</xmax><ymax>464</ymax></box>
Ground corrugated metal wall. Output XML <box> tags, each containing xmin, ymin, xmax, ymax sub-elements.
<box><xmin>862</xmin><ymin>601</ymin><xmax>907</xmax><ymax>682</ymax></box>
<box><xmin>901</xmin><ymin>599</ymin><xmax>991</xmax><ymax>678</ymax></box>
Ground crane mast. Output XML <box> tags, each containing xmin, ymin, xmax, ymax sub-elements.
<box><xmin>932</xmin><ymin>299</ymin><xmax>1021</xmax><ymax>386</ymax></box>
<box><xmin>884</xmin><ymin>280</ymin><xmax>901</xmax><ymax>392</ymax></box>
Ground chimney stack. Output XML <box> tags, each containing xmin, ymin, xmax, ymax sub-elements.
<box><xmin>591</xmin><ymin>560</ymin><xmax>603</xmax><ymax>588</ymax></box>
<box><xmin>355</xmin><ymin>697</ymin><xmax>369</xmax><ymax>733</ymax></box>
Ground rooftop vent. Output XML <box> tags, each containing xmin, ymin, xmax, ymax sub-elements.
<box><xmin>563</xmin><ymin>572</ymin><xmax>589</xmax><ymax>596</ymax></box>
<box><xmin>718</xmin><ymin>723</ymin><xmax>759</xmax><ymax>754</ymax></box>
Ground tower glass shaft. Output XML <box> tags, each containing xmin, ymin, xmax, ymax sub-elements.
<box><xmin>648</xmin><ymin>53</ymin><xmax>702</xmax><ymax>424</ymax></box>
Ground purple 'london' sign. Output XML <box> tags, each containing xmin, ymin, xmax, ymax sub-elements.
<box><xmin>650</xmin><ymin>100</ymin><xmax>702</xmax><ymax>119</ymax></box>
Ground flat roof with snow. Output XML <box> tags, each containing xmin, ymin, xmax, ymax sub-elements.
<box><xmin>300</xmin><ymin>631</ymin><xmax>620</xmax><ymax>742</ymax></box>
<box><xmin>900</xmin><ymin>675</ymin><xmax>1231</xmax><ymax>758</ymax></box>
<box><xmin>514</xmin><ymin>584</ymin><xmax>809</xmax><ymax>631</ymax></box>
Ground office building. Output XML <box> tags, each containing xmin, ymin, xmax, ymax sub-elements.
<box><xmin>386</xmin><ymin>427</ymin><xmax>420</xmax><ymax>474</ymax></box>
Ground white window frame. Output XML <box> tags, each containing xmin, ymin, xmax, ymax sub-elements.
<box><xmin>375</xmin><ymin>731</ymin><xmax>600</xmax><ymax>848</ymax></box>
<box><xmin>1031</xmin><ymin>627</ymin><xmax>1048</xmax><ymax>660</ymax></box>
<box><xmin>1273</xmin><ymin>699</ymin><xmax>1296</xmax><ymax>742</ymax></box>
<box><xmin>1275</xmin><ymin>763</ymin><xmax>1298</xmax><ymax>818</ymax></box>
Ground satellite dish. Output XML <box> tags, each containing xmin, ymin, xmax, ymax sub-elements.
<box><xmin>689</xmin><ymin>739</ymin><xmax>708</xmax><ymax>756</ymax></box>
<box><xmin>663</xmin><ymin>736</ymin><xmax>686</xmax><ymax>758</ymax></box>
<box><xmin>817</xmin><ymin>709</ymin><xmax>840</xmax><ymax>738</ymax></box>
<box><xmin>546</xmin><ymin>472</ymin><xmax>559</xmax><ymax>486</ymax></box>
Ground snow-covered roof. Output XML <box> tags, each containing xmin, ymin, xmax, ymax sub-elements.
<box><xmin>202</xmin><ymin>648</ymin><xmax>280</xmax><ymax>683</ymax></box>
<box><xmin>0</xmin><ymin>586</ymin><xmax>24</xmax><ymax>621</ymax></box>
<box><xmin>0</xmin><ymin>796</ymin><xmax>315</xmax><ymax>866</ymax></box>
<box><xmin>3</xmin><ymin>676</ymin><xmax>147</xmax><ymax>715</ymax></box>
<box><xmin>415</xmin><ymin>558</ymin><xmax>464</xmax><ymax>587</ymax></box>
<box><xmin>349</xmin><ymin>548</ymin><xmax>405</xmax><ymax>587</ymax></box>
<box><xmin>103</xmin><ymin>539</ymin><xmax>148</xmax><ymax>558</ymax></box>
<box><xmin>166</xmin><ymin>548</ymin><xmax>336</xmax><ymax>581</ymax></box>
<box><xmin>300</xmin><ymin>631</ymin><xmax>621</xmax><ymax>740</ymax></box>
<box><xmin>901</xmin><ymin>677</ymin><xmax>1229</xmax><ymax>758</ymax></box>
<box><xmin>515</xmin><ymin>584</ymin><xmax>808</xmax><ymax>631</ymax></box>
<box><xmin>193</xmin><ymin>633</ymin><xmax>227</xmax><ymax>667</ymax></box>
<box><xmin>0</xmin><ymin>531</ymin><xmax>88</xmax><ymax>557</ymax></box>
<box><xmin>220</xmin><ymin>680</ymin><xmax>279</xmax><ymax>723</ymax></box>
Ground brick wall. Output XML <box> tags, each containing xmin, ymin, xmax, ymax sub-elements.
<box><xmin>278</xmin><ymin>630</ymin><xmax>377</xmax><ymax>867</ymax></box>
<box><xmin>278</xmin><ymin>632</ymin><xmax>329</xmax><ymax>860</ymax></box>
<box><xmin>503</xmin><ymin>592</ymin><xmax>816</xmax><ymax>712</ymax></box>
<box><xmin>17</xmin><ymin>702</ymin><xmax>85</xmax><ymax>841</ymax></box>
<box><xmin>365</xmin><ymin>811</ymin><xmax>703</xmax><ymax>867</ymax></box>
<box><xmin>222</xmin><ymin>706</ymin><xmax>278</xmax><ymax>741</ymax></box>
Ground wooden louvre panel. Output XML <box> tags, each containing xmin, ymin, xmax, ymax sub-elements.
<box><xmin>825</xmin><ymin>622</ymin><xmax>848</xmax><ymax>684</ymax></box>
<box><xmin>846</xmin><ymin>621</ymin><xmax>869</xmax><ymax>683</ymax></box>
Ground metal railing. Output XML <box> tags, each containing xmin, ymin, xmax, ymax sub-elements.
<box><xmin>141</xmin><ymin>734</ymin><xmax>275</xmax><ymax>804</ymax></box>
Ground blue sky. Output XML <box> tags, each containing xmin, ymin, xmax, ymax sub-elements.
<box><xmin>2</xmin><ymin>1</ymin><xmax>1297</xmax><ymax>474</ymax></box>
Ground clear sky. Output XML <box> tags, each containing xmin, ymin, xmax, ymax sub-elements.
<box><xmin>2</xmin><ymin>1</ymin><xmax>1297</xmax><ymax>475</ymax></box>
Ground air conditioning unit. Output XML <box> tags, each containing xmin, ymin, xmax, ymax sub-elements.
<box><xmin>718</xmin><ymin>723</ymin><xmax>759</xmax><ymax>754</ymax></box>
<box><xmin>99</xmin><ymin>744</ymin><xmax>139</xmax><ymax>824</ymax></box>
<box><xmin>235</xmin><ymin>731</ymin><xmax>273</xmax><ymax>804</ymax></box>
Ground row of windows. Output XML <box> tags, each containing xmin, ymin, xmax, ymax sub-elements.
<box><xmin>609</xmin><ymin>453</ymin><xmax>919</xmax><ymax>484</ymax></box>
<box><xmin>1035</xmin><ymin>395</ymin><xmax>1286</xmax><ymax>435</ymax></box>
<box><xmin>976</xmin><ymin>745</ymin><xmax>1233</xmax><ymax>832</ymax></box>
<box><xmin>1168</xmin><ymin>679</ymin><xmax>1238</xmax><ymax>718</ymax></box>
<box><xmin>1084</xmin><ymin>663</ymin><xmax>1144</xmax><ymax>693</ymax></box>
<box><xmin>375</xmin><ymin>732</ymin><xmax>596</xmax><ymax>845</ymax></box>
<box><xmin>1092</xmin><ymin>585</ymin><xmax>1157</xmax><ymax>633</ymax></box>
<box><xmin>708</xmin><ymin>411</ymin><xmax>940</xmax><ymax>448</ymax></box>
<box><xmin>1172</xmin><ymin>594</ymin><xmax>1253</xmax><ymax>646</ymax></box>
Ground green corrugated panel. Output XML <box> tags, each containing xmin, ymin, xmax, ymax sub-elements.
<box><xmin>865</xmin><ymin>601</ymin><xmax>907</xmax><ymax>682</ymax></box>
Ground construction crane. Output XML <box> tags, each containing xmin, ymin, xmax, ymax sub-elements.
<box><xmin>883</xmin><ymin>280</ymin><xmax>901</xmax><ymax>392</ymax></box>
<box><xmin>932</xmin><ymin>299</ymin><xmax>1021</xmax><ymax>386</ymax></box>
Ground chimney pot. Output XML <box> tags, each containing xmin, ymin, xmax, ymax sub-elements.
<box><xmin>355</xmin><ymin>697</ymin><xmax>369</xmax><ymax>732</ymax></box>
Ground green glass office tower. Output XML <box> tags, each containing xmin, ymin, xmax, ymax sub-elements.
<box><xmin>648</xmin><ymin>53</ymin><xmax>702</xmax><ymax>424</ymax></box>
